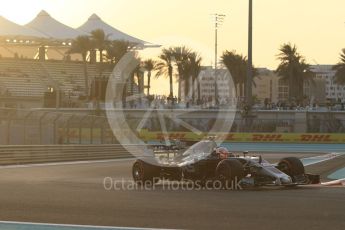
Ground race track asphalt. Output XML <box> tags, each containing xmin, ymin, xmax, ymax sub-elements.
<box><xmin>0</xmin><ymin>153</ymin><xmax>344</xmax><ymax>230</ymax></box>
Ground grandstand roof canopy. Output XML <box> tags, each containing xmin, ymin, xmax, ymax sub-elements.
<box><xmin>0</xmin><ymin>10</ymin><xmax>156</xmax><ymax>47</ymax></box>
<box><xmin>25</xmin><ymin>10</ymin><xmax>86</xmax><ymax>40</ymax></box>
<box><xmin>78</xmin><ymin>14</ymin><xmax>149</xmax><ymax>46</ymax></box>
<box><xmin>0</xmin><ymin>15</ymin><xmax>47</xmax><ymax>39</ymax></box>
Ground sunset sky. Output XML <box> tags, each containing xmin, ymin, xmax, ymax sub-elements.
<box><xmin>1</xmin><ymin>0</ymin><xmax>344</xmax><ymax>94</ymax></box>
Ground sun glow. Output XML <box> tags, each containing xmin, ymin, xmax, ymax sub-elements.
<box><xmin>0</xmin><ymin>1</ymin><xmax>44</xmax><ymax>24</ymax></box>
<box><xmin>0</xmin><ymin>0</ymin><xmax>345</xmax><ymax>69</ymax></box>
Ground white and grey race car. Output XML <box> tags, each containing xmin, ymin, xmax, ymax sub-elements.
<box><xmin>132</xmin><ymin>140</ymin><xmax>320</xmax><ymax>187</ymax></box>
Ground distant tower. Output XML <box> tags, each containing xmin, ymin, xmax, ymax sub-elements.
<box><xmin>246</xmin><ymin>0</ymin><xmax>253</xmax><ymax>107</ymax></box>
<box><xmin>212</xmin><ymin>13</ymin><xmax>226</xmax><ymax>104</ymax></box>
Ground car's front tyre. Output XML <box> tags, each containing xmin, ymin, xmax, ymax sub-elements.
<box><xmin>277</xmin><ymin>157</ymin><xmax>305</xmax><ymax>183</ymax></box>
<box><xmin>215</xmin><ymin>159</ymin><xmax>245</xmax><ymax>189</ymax></box>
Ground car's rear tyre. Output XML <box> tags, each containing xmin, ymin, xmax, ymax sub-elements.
<box><xmin>215</xmin><ymin>159</ymin><xmax>245</xmax><ymax>189</ymax></box>
<box><xmin>277</xmin><ymin>157</ymin><xmax>305</xmax><ymax>178</ymax></box>
<box><xmin>132</xmin><ymin>159</ymin><xmax>159</xmax><ymax>185</ymax></box>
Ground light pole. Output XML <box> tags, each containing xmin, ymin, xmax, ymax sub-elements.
<box><xmin>246</xmin><ymin>0</ymin><xmax>253</xmax><ymax>107</ymax></box>
<box><xmin>212</xmin><ymin>13</ymin><xmax>226</xmax><ymax>105</ymax></box>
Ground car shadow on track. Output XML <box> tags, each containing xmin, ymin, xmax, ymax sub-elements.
<box><xmin>111</xmin><ymin>180</ymin><xmax>324</xmax><ymax>194</ymax></box>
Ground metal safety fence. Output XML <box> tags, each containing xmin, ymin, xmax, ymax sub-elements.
<box><xmin>0</xmin><ymin>108</ymin><xmax>117</xmax><ymax>145</ymax></box>
<box><xmin>0</xmin><ymin>108</ymin><xmax>344</xmax><ymax>145</ymax></box>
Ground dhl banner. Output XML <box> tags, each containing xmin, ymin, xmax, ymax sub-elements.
<box><xmin>138</xmin><ymin>130</ymin><xmax>345</xmax><ymax>144</ymax></box>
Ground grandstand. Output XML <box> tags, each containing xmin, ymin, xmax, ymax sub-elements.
<box><xmin>0</xmin><ymin>10</ymin><xmax>150</xmax><ymax>109</ymax></box>
<box><xmin>0</xmin><ymin>59</ymin><xmax>46</xmax><ymax>97</ymax></box>
<box><xmin>0</xmin><ymin>57</ymin><xmax>113</xmax><ymax>108</ymax></box>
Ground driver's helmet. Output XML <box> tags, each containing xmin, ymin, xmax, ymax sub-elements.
<box><xmin>216</xmin><ymin>147</ymin><xmax>230</xmax><ymax>159</ymax></box>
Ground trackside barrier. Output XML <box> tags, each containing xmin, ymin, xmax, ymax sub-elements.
<box><xmin>0</xmin><ymin>145</ymin><xmax>136</xmax><ymax>165</ymax></box>
<box><xmin>138</xmin><ymin>130</ymin><xmax>345</xmax><ymax>144</ymax></box>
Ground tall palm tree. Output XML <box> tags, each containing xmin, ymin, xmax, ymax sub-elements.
<box><xmin>124</xmin><ymin>62</ymin><xmax>145</xmax><ymax>106</ymax></box>
<box><xmin>105</xmin><ymin>40</ymin><xmax>131</xmax><ymax>64</ymax></box>
<box><xmin>91</xmin><ymin>29</ymin><xmax>109</xmax><ymax>63</ymax></box>
<box><xmin>178</xmin><ymin>52</ymin><xmax>202</xmax><ymax>102</ymax></box>
<box><xmin>180</xmin><ymin>58</ymin><xmax>192</xmax><ymax>101</ymax></box>
<box><xmin>276</xmin><ymin>43</ymin><xmax>314</xmax><ymax>102</ymax></box>
<box><xmin>129</xmin><ymin>66</ymin><xmax>138</xmax><ymax>96</ymax></box>
<box><xmin>134</xmin><ymin>62</ymin><xmax>145</xmax><ymax>96</ymax></box>
<box><xmin>221</xmin><ymin>50</ymin><xmax>255</xmax><ymax>98</ymax></box>
<box><xmin>169</xmin><ymin>46</ymin><xmax>192</xmax><ymax>100</ymax></box>
<box><xmin>131</xmin><ymin>59</ymin><xmax>144</xmax><ymax>95</ymax></box>
<box><xmin>155</xmin><ymin>48</ymin><xmax>174</xmax><ymax>100</ymax></box>
<box><xmin>68</xmin><ymin>35</ymin><xmax>92</xmax><ymax>97</ymax></box>
<box><xmin>105</xmin><ymin>40</ymin><xmax>134</xmax><ymax>107</ymax></box>
<box><xmin>333</xmin><ymin>49</ymin><xmax>345</xmax><ymax>85</ymax></box>
<box><xmin>143</xmin><ymin>59</ymin><xmax>156</xmax><ymax>96</ymax></box>
<box><xmin>188</xmin><ymin>53</ymin><xmax>202</xmax><ymax>103</ymax></box>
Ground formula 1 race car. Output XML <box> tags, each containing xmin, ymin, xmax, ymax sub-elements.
<box><xmin>132</xmin><ymin>140</ymin><xmax>320</xmax><ymax>188</ymax></box>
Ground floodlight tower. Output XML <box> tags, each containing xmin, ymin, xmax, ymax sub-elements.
<box><xmin>246</xmin><ymin>0</ymin><xmax>253</xmax><ymax>107</ymax></box>
<box><xmin>212</xmin><ymin>13</ymin><xmax>226</xmax><ymax>105</ymax></box>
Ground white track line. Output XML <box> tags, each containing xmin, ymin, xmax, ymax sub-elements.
<box><xmin>301</xmin><ymin>152</ymin><xmax>345</xmax><ymax>187</ymax></box>
<box><xmin>0</xmin><ymin>158</ymin><xmax>134</xmax><ymax>169</ymax></box>
<box><xmin>0</xmin><ymin>220</ymin><xmax>174</xmax><ymax>230</ymax></box>
<box><xmin>301</xmin><ymin>152</ymin><xmax>343</xmax><ymax>166</ymax></box>
<box><xmin>321</xmin><ymin>178</ymin><xmax>345</xmax><ymax>186</ymax></box>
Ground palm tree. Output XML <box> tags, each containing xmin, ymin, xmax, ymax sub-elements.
<box><xmin>188</xmin><ymin>53</ymin><xmax>202</xmax><ymax>103</ymax></box>
<box><xmin>169</xmin><ymin>46</ymin><xmax>192</xmax><ymax>100</ymax></box>
<box><xmin>276</xmin><ymin>43</ymin><xmax>314</xmax><ymax>102</ymax></box>
<box><xmin>179</xmin><ymin>58</ymin><xmax>192</xmax><ymax>101</ymax></box>
<box><xmin>178</xmin><ymin>52</ymin><xmax>202</xmax><ymax>102</ymax></box>
<box><xmin>68</xmin><ymin>35</ymin><xmax>92</xmax><ymax>97</ymax></box>
<box><xmin>129</xmin><ymin>66</ymin><xmax>138</xmax><ymax>97</ymax></box>
<box><xmin>333</xmin><ymin>49</ymin><xmax>345</xmax><ymax>85</ymax></box>
<box><xmin>221</xmin><ymin>50</ymin><xmax>255</xmax><ymax>98</ymax></box>
<box><xmin>134</xmin><ymin>62</ymin><xmax>145</xmax><ymax>96</ymax></box>
<box><xmin>91</xmin><ymin>29</ymin><xmax>109</xmax><ymax>63</ymax></box>
<box><xmin>105</xmin><ymin>40</ymin><xmax>131</xmax><ymax>64</ymax></box>
<box><xmin>105</xmin><ymin>40</ymin><xmax>134</xmax><ymax>107</ymax></box>
<box><xmin>143</xmin><ymin>59</ymin><xmax>156</xmax><ymax>96</ymax></box>
<box><xmin>155</xmin><ymin>48</ymin><xmax>174</xmax><ymax>100</ymax></box>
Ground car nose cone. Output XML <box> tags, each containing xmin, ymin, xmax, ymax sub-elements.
<box><xmin>280</xmin><ymin>176</ymin><xmax>292</xmax><ymax>184</ymax></box>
